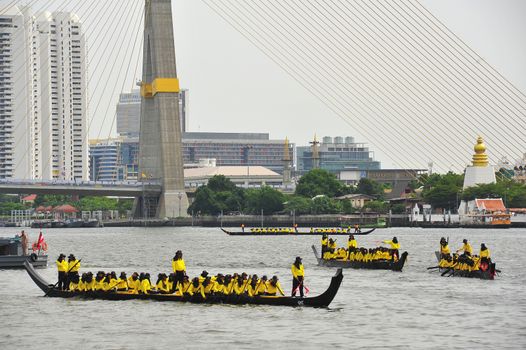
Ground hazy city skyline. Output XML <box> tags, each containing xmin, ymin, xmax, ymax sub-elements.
<box><xmin>1</xmin><ymin>0</ymin><xmax>525</xmax><ymax>172</ymax></box>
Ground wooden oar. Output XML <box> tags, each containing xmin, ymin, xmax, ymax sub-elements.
<box><xmin>45</xmin><ymin>259</ymin><xmax>81</xmax><ymax>296</ymax></box>
<box><xmin>427</xmin><ymin>266</ymin><xmax>440</xmax><ymax>270</ymax></box>
<box><xmin>441</xmin><ymin>268</ymin><xmax>452</xmax><ymax>276</ymax></box>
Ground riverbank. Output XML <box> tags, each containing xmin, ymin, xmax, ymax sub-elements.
<box><xmin>101</xmin><ymin>214</ymin><xmax>526</xmax><ymax>228</ymax></box>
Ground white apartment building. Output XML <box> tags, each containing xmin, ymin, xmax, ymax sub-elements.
<box><xmin>0</xmin><ymin>6</ymin><xmax>88</xmax><ymax>180</ymax></box>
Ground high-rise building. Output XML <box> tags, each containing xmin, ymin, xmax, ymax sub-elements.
<box><xmin>89</xmin><ymin>139</ymin><xmax>118</xmax><ymax>181</ymax></box>
<box><xmin>296</xmin><ymin>136</ymin><xmax>381</xmax><ymax>176</ymax></box>
<box><xmin>116</xmin><ymin>88</ymin><xmax>188</xmax><ymax>137</ymax></box>
<box><xmin>0</xmin><ymin>6</ymin><xmax>88</xmax><ymax>180</ymax></box>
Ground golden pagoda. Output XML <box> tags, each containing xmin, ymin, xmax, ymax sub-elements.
<box><xmin>472</xmin><ymin>136</ymin><xmax>489</xmax><ymax>167</ymax></box>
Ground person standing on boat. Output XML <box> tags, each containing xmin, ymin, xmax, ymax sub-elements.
<box><xmin>291</xmin><ymin>257</ymin><xmax>305</xmax><ymax>297</ymax></box>
<box><xmin>347</xmin><ymin>234</ymin><xmax>358</xmax><ymax>259</ymax></box>
<box><xmin>172</xmin><ymin>250</ymin><xmax>186</xmax><ymax>290</ymax></box>
<box><xmin>20</xmin><ymin>230</ymin><xmax>28</xmax><ymax>255</ymax></box>
<box><xmin>479</xmin><ymin>243</ymin><xmax>491</xmax><ymax>264</ymax></box>
<box><xmin>67</xmin><ymin>254</ymin><xmax>80</xmax><ymax>290</ymax></box>
<box><xmin>354</xmin><ymin>224</ymin><xmax>361</xmax><ymax>234</ymax></box>
<box><xmin>321</xmin><ymin>234</ymin><xmax>328</xmax><ymax>255</ymax></box>
<box><xmin>456</xmin><ymin>239</ymin><xmax>473</xmax><ymax>256</ymax></box>
<box><xmin>56</xmin><ymin>254</ymin><xmax>68</xmax><ymax>290</ymax></box>
<box><xmin>440</xmin><ymin>237</ymin><xmax>450</xmax><ymax>259</ymax></box>
<box><xmin>382</xmin><ymin>237</ymin><xmax>400</xmax><ymax>259</ymax></box>
<box><xmin>241</xmin><ymin>224</ymin><xmax>245</xmax><ymax>233</ymax></box>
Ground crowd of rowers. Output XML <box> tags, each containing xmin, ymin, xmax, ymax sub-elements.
<box><xmin>321</xmin><ymin>234</ymin><xmax>401</xmax><ymax>262</ymax></box>
<box><xmin>244</xmin><ymin>224</ymin><xmax>362</xmax><ymax>234</ymax></box>
<box><xmin>56</xmin><ymin>251</ymin><xmax>307</xmax><ymax>298</ymax></box>
<box><xmin>438</xmin><ymin>238</ymin><xmax>492</xmax><ymax>272</ymax></box>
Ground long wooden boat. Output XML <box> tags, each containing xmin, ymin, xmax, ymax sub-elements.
<box><xmin>311</xmin><ymin>245</ymin><xmax>408</xmax><ymax>271</ymax></box>
<box><xmin>24</xmin><ymin>261</ymin><xmax>343</xmax><ymax>308</ymax></box>
<box><xmin>434</xmin><ymin>252</ymin><xmax>496</xmax><ymax>280</ymax></box>
<box><xmin>221</xmin><ymin>227</ymin><xmax>376</xmax><ymax>236</ymax></box>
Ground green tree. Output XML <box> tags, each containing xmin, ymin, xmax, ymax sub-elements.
<box><xmin>356</xmin><ymin>178</ymin><xmax>384</xmax><ymax>198</ymax></box>
<box><xmin>245</xmin><ymin>186</ymin><xmax>285</xmax><ymax>214</ymax></box>
<box><xmin>310</xmin><ymin>196</ymin><xmax>342</xmax><ymax>214</ymax></box>
<box><xmin>188</xmin><ymin>186</ymin><xmax>223</xmax><ymax>215</ymax></box>
<box><xmin>284</xmin><ymin>196</ymin><xmax>312</xmax><ymax>215</ymax></box>
<box><xmin>390</xmin><ymin>203</ymin><xmax>406</xmax><ymax>214</ymax></box>
<box><xmin>362</xmin><ymin>200</ymin><xmax>389</xmax><ymax>213</ymax></box>
<box><xmin>296</xmin><ymin>169</ymin><xmax>345</xmax><ymax>198</ymax></box>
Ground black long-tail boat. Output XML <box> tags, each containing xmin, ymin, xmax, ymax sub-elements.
<box><xmin>434</xmin><ymin>252</ymin><xmax>496</xmax><ymax>280</ymax></box>
<box><xmin>221</xmin><ymin>227</ymin><xmax>375</xmax><ymax>236</ymax></box>
<box><xmin>24</xmin><ymin>261</ymin><xmax>343</xmax><ymax>307</ymax></box>
<box><xmin>311</xmin><ymin>245</ymin><xmax>408</xmax><ymax>272</ymax></box>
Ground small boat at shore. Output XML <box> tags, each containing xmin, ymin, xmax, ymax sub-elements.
<box><xmin>311</xmin><ymin>245</ymin><xmax>408</xmax><ymax>271</ymax></box>
<box><xmin>24</xmin><ymin>261</ymin><xmax>343</xmax><ymax>308</ymax></box>
<box><xmin>221</xmin><ymin>227</ymin><xmax>375</xmax><ymax>236</ymax></box>
<box><xmin>434</xmin><ymin>252</ymin><xmax>496</xmax><ymax>280</ymax></box>
<box><xmin>0</xmin><ymin>237</ymin><xmax>47</xmax><ymax>269</ymax></box>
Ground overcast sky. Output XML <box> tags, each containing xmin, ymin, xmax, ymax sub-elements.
<box><xmin>3</xmin><ymin>0</ymin><xmax>526</xmax><ymax>171</ymax></box>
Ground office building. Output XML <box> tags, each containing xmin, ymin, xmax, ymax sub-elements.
<box><xmin>116</xmin><ymin>88</ymin><xmax>188</xmax><ymax>137</ymax></box>
<box><xmin>0</xmin><ymin>6</ymin><xmax>88</xmax><ymax>180</ymax></box>
<box><xmin>182</xmin><ymin>132</ymin><xmax>293</xmax><ymax>174</ymax></box>
<box><xmin>296</xmin><ymin>136</ymin><xmax>381</xmax><ymax>176</ymax></box>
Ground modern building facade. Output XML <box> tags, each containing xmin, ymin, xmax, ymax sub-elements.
<box><xmin>89</xmin><ymin>139</ymin><xmax>118</xmax><ymax>181</ymax></box>
<box><xmin>0</xmin><ymin>6</ymin><xmax>88</xmax><ymax>180</ymax></box>
<box><xmin>296</xmin><ymin>136</ymin><xmax>381</xmax><ymax>176</ymax></box>
<box><xmin>182</xmin><ymin>132</ymin><xmax>293</xmax><ymax>174</ymax></box>
<box><xmin>88</xmin><ymin>132</ymin><xmax>293</xmax><ymax>182</ymax></box>
<box><xmin>116</xmin><ymin>88</ymin><xmax>188</xmax><ymax>137</ymax></box>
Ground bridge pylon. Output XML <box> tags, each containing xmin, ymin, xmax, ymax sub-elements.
<box><xmin>137</xmin><ymin>0</ymin><xmax>188</xmax><ymax>218</ymax></box>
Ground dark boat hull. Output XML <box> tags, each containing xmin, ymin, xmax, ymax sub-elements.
<box><xmin>434</xmin><ymin>251</ymin><xmax>496</xmax><ymax>280</ymax></box>
<box><xmin>311</xmin><ymin>245</ymin><xmax>408</xmax><ymax>271</ymax></box>
<box><xmin>23</xmin><ymin>261</ymin><xmax>343</xmax><ymax>308</ymax></box>
<box><xmin>222</xmin><ymin>228</ymin><xmax>375</xmax><ymax>236</ymax></box>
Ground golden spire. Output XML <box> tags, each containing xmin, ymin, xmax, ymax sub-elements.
<box><xmin>472</xmin><ymin>136</ymin><xmax>489</xmax><ymax>167</ymax></box>
<box><xmin>282</xmin><ymin>137</ymin><xmax>291</xmax><ymax>162</ymax></box>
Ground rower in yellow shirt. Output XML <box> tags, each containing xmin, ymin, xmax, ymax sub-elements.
<box><xmin>456</xmin><ymin>239</ymin><xmax>473</xmax><ymax>256</ymax></box>
<box><xmin>265</xmin><ymin>276</ymin><xmax>285</xmax><ymax>296</ymax></box>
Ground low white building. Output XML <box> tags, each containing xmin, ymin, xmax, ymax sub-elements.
<box><xmin>184</xmin><ymin>166</ymin><xmax>283</xmax><ymax>189</ymax></box>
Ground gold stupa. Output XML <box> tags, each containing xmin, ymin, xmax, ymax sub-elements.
<box><xmin>472</xmin><ymin>136</ymin><xmax>489</xmax><ymax>167</ymax></box>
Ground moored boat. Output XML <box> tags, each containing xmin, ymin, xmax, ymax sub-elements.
<box><xmin>312</xmin><ymin>245</ymin><xmax>408</xmax><ymax>271</ymax></box>
<box><xmin>24</xmin><ymin>261</ymin><xmax>343</xmax><ymax>308</ymax></box>
<box><xmin>434</xmin><ymin>252</ymin><xmax>496</xmax><ymax>280</ymax></box>
<box><xmin>0</xmin><ymin>237</ymin><xmax>47</xmax><ymax>269</ymax></box>
<box><xmin>221</xmin><ymin>227</ymin><xmax>375</xmax><ymax>236</ymax></box>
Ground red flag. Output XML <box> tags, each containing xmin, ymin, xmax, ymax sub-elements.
<box><xmin>36</xmin><ymin>232</ymin><xmax>44</xmax><ymax>250</ymax></box>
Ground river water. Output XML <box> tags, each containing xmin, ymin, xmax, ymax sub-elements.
<box><xmin>0</xmin><ymin>227</ymin><xmax>524</xmax><ymax>349</ymax></box>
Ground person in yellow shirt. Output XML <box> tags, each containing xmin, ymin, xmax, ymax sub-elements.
<box><xmin>55</xmin><ymin>254</ymin><xmax>68</xmax><ymax>290</ymax></box>
<box><xmin>347</xmin><ymin>234</ymin><xmax>358</xmax><ymax>254</ymax></box>
<box><xmin>139</xmin><ymin>273</ymin><xmax>152</xmax><ymax>294</ymax></box>
<box><xmin>328</xmin><ymin>238</ymin><xmax>337</xmax><ymax>251</ymax></box>
<box><xmin>115</xmin><ymin>272</ymin><xmax>128</xmax><ymax>292</ymax></box>
<box><xmin>127</xmin><ymin>272</ymin><xmax>141</xmax><ymax>294</ymax></box>
<box><xmin>383</xmin><ymin>237</ymin><xmax>400</xmax><ymax>259</ymax></box>
<box><xmin>321</xmin><ymin>234</ymin><xmax>328</xmax><ymax>255</ymax></box>
<box><xmin>440</xmin><ymin>237</ymin><xmax>450</xmax><ymax>259</ymax></box>
<box><xmin>156</xmin><ymin>273</ymin><xmax>171</xmax><ymax>294</ymax></box>
<box><xmin>246</xmin><ymin>275</ymin><xmax>260</xmax><ymax>297</ymax></box>
<box><xmin>479</xmin><ymin>243</ymin><xmax>491</xmax><ymax>264</ymax></box>
<box><xmin>84</xmin><ymin>272</ymin><xmax>95</xmax><ymax>291</ymax></box>
<box><xmin>177</xmin><ymin>275</ymin><xmax>192</xmax><ymax>296</ymax></box>
<box><xmin>291</xmin><ymin>257</ymin><xmax>305</xmax><ymax>297</ymax></box>
<box><xmin>172</xmin><ymin>250</ymin><xmax>186</xmax><ymax>290</ymax></box>
<box><xmin>265</xmin><ymin>276</ymin><xmax>285</xmax><ymax>296</ymax></box>
<box><xmin>67</xmin><ymin>254</ymin><xmax>80</xmax><ymax>290</ymax></box>
<box><xmin>202</xmin><ymin>277</ymin><xmax>214</xmax><ymax>296</ymax></box>
<box><xmin>456</xmin><ymin>239</ymin><xmax>473</xmax><ymax>256</ymax></box>
<box><xmin>68</xmin><ymin>273</ymin><xmax>80</xmax><ymax>291</ymax></box>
